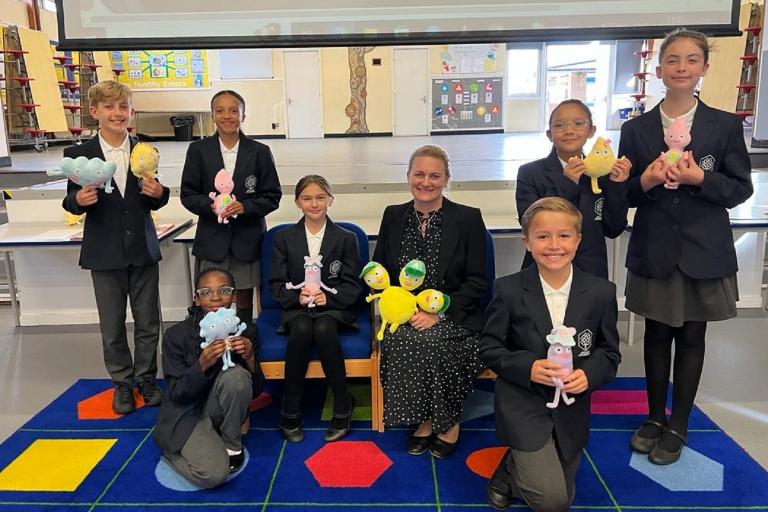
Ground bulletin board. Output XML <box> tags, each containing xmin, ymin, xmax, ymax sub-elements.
<box><xmin>431</xmin><ymin>75</ymin><xmax>503</xmax><ymax>132</ymax></box>
<box><xmin>109</xmin><ymin>49</ymin><xmax>210</xmax><ymax>90</ymax></box>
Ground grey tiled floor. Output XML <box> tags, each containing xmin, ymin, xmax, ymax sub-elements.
<box><xmin>0</xmin><ymin>306</ymin><xmax>765</xmax><ymax>469</ymax></box>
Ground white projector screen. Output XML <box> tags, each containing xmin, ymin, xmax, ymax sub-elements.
<box><xmin>55</xmin><ymin>0</ymin><xmax>740</xmax><ymax>50</ymax></box>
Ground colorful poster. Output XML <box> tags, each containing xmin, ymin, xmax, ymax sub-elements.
<box><xmin>109</xmin><ymin>50</ymin><xmax>209</xmax><ymax>90</ymax></box>
<box><xmin>440</xmin><ymin>44</ymin><xmax>499</xmax><ymax>74</ymax></box>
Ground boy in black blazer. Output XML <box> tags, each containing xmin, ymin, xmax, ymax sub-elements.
<box><xmin>62</xmin><ymin>81</ymin><xmax>169</xmax><ymax>414</ymax></box>
<box><xmin>479</xmin><ymin>197</ymin><xmax>621</xmax><ymax>512</ymax></box>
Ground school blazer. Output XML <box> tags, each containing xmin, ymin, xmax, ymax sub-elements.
<box><xmin>180</xmin><ymin>133</ymin><xmax>282</xmax><ymax>263</ymax></box>
<box><xmin>268</xmin><ymin>218</ymin><xmax>363</xmax><ymax>330</ymax></box>
<box><xmin>154</xmin><ymin>307</ymin><xmax>261</xmax><ymax>454</ymax></box>
<box><xmin>618</xmin><ymin>100</ymin><xmax>753</xmax><ymax>279</ymax></box>
<box><xmin>478</xmin><ymin>265</ymin><xmax>621</xmax><ymax>460</ymax></box>
<box><xmin>516</xmin><ymin>148</ymin><xmax>628</xmax><ymax>279</ymax></box>
<box><xmin>62</xmin><ymin>136</ymin><xmax>170</xmax><ymax>271</ymax></box>
<box><xmin>372</xmin><ymin>198</ymin><xmax>489</xmax><ymax>332</ymax></box>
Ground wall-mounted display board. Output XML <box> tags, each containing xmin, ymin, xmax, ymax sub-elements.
<box><xmin>431</xmin><ymin>75</ymin><xmax>503</xmax><ymax>132</ymax></box>
<box><xmin>55</xmin><ymin>0</ymin><xmax>740</xmax><ymax>50</ymax></box>
<box><xmin>109</xmin><ymin>49</ymin><xmax>210</xmax><ymax>90</ymax></box>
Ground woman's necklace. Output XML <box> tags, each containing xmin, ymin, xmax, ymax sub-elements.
<box><xmin>416</xmin><ymin>208</ymin><xmax>434</xmax><ymax>238</ymax></box>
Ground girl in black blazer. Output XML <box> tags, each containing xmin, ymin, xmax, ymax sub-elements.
<box><xmin>373</xmin><ymin>145</ymin><xmax>488</xmax><ymax>458</ymax></box>
<box><xmin>516</xmin><ymin>99</ymin><xmax>631</xmax><ymax>278</ymax></box>
<box><xmin>619</xmin><ymin>29</ymin><xmax>753</xmax><ymax>465</ymax></box>
<box><xmin>268</xmin><ymin>175</ymin><xmax>362</xmax><ymax>443</ymax></box>
<box><xmin>180</xmin><ymin>90</ymin><xmax>282</xmax><ymax>324</ymax></box>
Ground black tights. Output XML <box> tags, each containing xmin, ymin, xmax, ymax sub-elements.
<box><xmin>282</xmin><ymin>315</ymin><xmax>349</xmax><ymax>417</ymax></box>
<box><xmin>643</xmin><ymin>318</ymin><xmax>707</xmax><ymax>435</ymax></box>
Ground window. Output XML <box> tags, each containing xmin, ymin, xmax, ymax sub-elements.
<box><xmin>506</xmin><ymin>45</ymin><xmax>540</xmax><ymax>96</ymax></box>
<box><xmin>40</xmin><ymin>0</ymin><xmax>56</xmax><ymax>12</ymax></box>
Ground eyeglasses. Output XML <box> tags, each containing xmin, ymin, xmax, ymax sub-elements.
<box><xmin>550</xmin><ymin>119</ymin><xmax>590</xmax><ymax>132</ymax></box>
<box><xmin>195</xmin><ymin>286</ymin><xmax>235</xmax><ymax>298</ymax></box>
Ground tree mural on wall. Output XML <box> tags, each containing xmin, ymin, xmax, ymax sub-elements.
<box><xmin>345</xmin><ymin>46</ymin><xmax>375</xmax><ymax>134</ymax></box>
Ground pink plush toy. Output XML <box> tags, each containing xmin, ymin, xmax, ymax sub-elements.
<box><xmin>663</xmin><ymin>116</ymin><xmax>691</xmax><ymax>190</ymax></box>
<box><xmin>209</xmin><ymin>169</ymin><xmax>238</xmax><ymax>224</ymax></box>
<box><xmin>286</xmin><ymin>255</ymin><xmax>338</xmax><ymax>308</ymax></box>
<box><xmin>545</xmin><ymin>326</ymin><xmax>577</xmax><ymax>409</ymax></box>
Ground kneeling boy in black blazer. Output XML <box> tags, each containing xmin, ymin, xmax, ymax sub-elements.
<box><xmin>479</xmin><ymin>197</ymin><xmax>621</xmax><ymax>512</ymax></box>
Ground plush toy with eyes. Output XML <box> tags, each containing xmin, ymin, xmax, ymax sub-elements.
<box><xmin>48</xmin><ymin>156</ymin><xmax>116</xmax><ymax>193</ymax></box>
<box><xmin>209</xmin><ymin>169</ymin><xmax>238</xmax><ymax>224</ymax></box>
<box><xmin>545</xmin><ymin>325</ymin><xmax>577</xmax><ymax>409</ymax></box>
<box><xmin>362</xmin><ymin>260</ymin><xmax>423</xmax><ymax>341</ymax></box>
<box><xmin>199</xmin><ymin>308</ymin><xmax>247</xmax><ymax>371</ymax></box>
<box><xmin>285</xmin><ymin>254</ymin><xmax>337</xmax><ymax>308</ymax></box>
<box><xmin>129</xmin><ymin>142</ymin><xmax>160</xmax><ymax>179</ymax></box>
<box><xmin>662</xmin><ymin>116</ymin><xmax>691</xmax><ymax>190</ymax></box>
<box><xmin>578</xmin><ymin>137</ymin><xmax>618</xmax><ymax>195</ymax></box>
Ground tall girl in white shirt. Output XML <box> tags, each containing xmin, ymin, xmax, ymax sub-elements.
<box><xmin>268</xmin><ymin>175</ymin><xmax>362</xmax><ymax>443</ymax></box>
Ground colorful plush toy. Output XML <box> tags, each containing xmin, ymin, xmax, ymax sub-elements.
<box><xmin>209</xmin><ymin>169</ymin><xmax>238</xmax><ymax>224</ymax></box>
<box><xmin>199</xmin><ymin>308</ymin><xmax>247</xmax><ymax>371</ymax></box>
<box><xmin>416</xmin><ymin>289</ymin><xmax>450</xmax><ymax>315</ymax></box>
<box><xmin>129</xmin><ymin>142</ymin><xmax>160</xmax><ymax>179</ymax></box>
<box><xmin>362</xmin><ymin>260</ymin><xmax>422</xmax><ymax>341</ymax></box>
<box><xmin>662</xmin><ymin>116</ymin><xmax>691</xmax><ymax>190</ymax></box>
<box><xmin>545</xmin><ymin>326</ymin><xmax>577</xmax><ymax>409</ymax></box>
<box><xmin>48</xmin><ymin>156</ymin><xmax>117</xmax><ymax>193</ymax></box>
<box><xmin>285</xmin><ymin>254</ymin><xmax>338</xmax><ymax>308</ymax></box>
<box><xmin>579</xmin><ymin>137</ymin><xmax>617</xmax><ymax>195</ymax></box>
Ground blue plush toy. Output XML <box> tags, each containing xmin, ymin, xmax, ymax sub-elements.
<box><xmin>198</xmin><ymin>308</ymin><xmax>247</xmax><ymax>371</ymax></box>
<box><xmin>47</xmin><ymin>156</ymin><xmax>117</xmax><ymax>193</ymax></box>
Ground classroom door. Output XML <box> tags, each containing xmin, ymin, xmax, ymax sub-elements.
<box><xmin>393</xmin><ymin>48</ymin><xmax>429</xmax><ymax>136</ymax></box>
<box><xmin>283</xmin><ymin>50</ymin><xmax>324</xmax><ymax>138</ymax></box>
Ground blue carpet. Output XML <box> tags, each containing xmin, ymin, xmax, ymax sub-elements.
<box><xmin>0</xmin><ymin>377</ymin><xmax>766</xmax><ymax>511</ymax></box>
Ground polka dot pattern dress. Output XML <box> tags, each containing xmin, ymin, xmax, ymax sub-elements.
<box><xmin>379</xmin><ymin>207</ymin><xmax>483</xmax><ymax>434</ymax></box>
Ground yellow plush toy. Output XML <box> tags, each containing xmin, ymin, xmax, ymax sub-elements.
<box><xmin>416</xmin><ymin>289</ymin><xmax>450</xmax><ymax>315</ymax></box>
<box><xmin>362</xmin><ymin>260</ymin><xmax>423</xmax><ymax>341</ymax></box>
<box><xmin>129</xmin><ymin>142</ymin><xmax>160</xmax><ymax>179</ymax></box>
<box><xmin>578</xmin><ymin>137</ymin><xmax>618</xmax><ymax>195</ymax></box>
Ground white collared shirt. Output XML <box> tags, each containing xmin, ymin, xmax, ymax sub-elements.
<box><xmin>98</xmin><ymin>132</ymin><xmax>130</xmax><ymax>196</ymax></box>
<box><xmin>220</xmin><ymin>139</ymin><xmax>239</xmax><ymax>177</ymax></box>
<box><xmin>539</xmin><ymin>266</ymin><xmax>573</xmax><ymax>328</ymax></box>
<box><xmin>660</xmin><ymin>99</ymin><xmax>698</xmax><ymax>132</ymax></box>
<box><xmin>305</xmin><ymin>222</ymin><xmax>327</xmax><ymax>259</ymax></box>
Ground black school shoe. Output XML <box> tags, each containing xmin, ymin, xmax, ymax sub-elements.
<box><xmin>229</xmin><ymin>450</ymin><xmax>245</xmax><ymax>473</ymax></box>
<box><xmin>487</xmin><ymin>448</ymin><xmax>515</xmax><ymax>510</ymax></box>
<box><xmin>630</xmin><ymin>419</ymin><xmax>666</xmax><ymax>453</ymax></box>
<box><xmin>649</xmin><ymin>428</ymin><xmax>686</xmax><ymax>465</ymax></box>
<box><xmin>279</xmin><ymin>416</ymin><xmax>305</xmax><ymax>444</ymax></box>
<box><xmin>137</xmin><ymin>377</ymin><xmax>162</xmax><ymax>407</ymax></box>
<box><xmin>112</xmin><ymin>383</ymin><xmax>135</xmax><ymax>414</ymax></box>
<box><xmin>324</xmin><ymin>395</ymin><xmax>356</xmax><ymax>442</ymax></box>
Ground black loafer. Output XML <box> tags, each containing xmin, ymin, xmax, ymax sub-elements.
<box><xmin>649</xmin><ymin>428</ymin><xmax>686</xmax><ymax>465</ymax></box>
<box><xmin>487</xmin><ymin>448</ymin><xmax>514</xmax><ymax>510</ymax></box>
<box><xmin>229</xmin><ymin>450</ymin><xmax>245</xmax><ymax>473</ymax></box>
<box><xmin>324</xmin><ymin>395</ymin><xmax>356</xmax><ymax>442</ymax></box>
<box><xmin>630</xmin><ymin>419</ymin><xmax>665</xmax><ymax>454</ymax></box>
<box><xmin>407</xmin><ymin>434</ymin><xmax>433</xmax><ymax>455</ymax></box>
<box><xmin>429</xmin><ymin>436</ymin><xmax>458</xmax><ymax>459</ymax></box>
<box><xmin>279</xmin><ymin>420</ymin><xmax>305</xmax><ymax>444</ymax></box>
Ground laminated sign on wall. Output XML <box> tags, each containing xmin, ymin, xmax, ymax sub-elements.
<box><xmin>110</xmin><ymin>50</ymin><xmax>210</xmax><ymax>90</ymax></box>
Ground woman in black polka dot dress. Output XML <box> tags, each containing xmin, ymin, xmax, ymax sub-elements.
<box><xmin>372</xmin><ymin>145</ymin><xmax>488</xmax><ymax>458</ymax></box>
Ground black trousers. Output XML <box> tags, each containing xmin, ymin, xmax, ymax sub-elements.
<box><xmin>282</xmin><ymin>315</ymin><xmax>349</xmax><ymax>417</ymax></box>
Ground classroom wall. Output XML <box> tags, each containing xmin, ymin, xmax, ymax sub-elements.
<box><xmin>0</xmin><ymin>0</ymin><xmax>30</xmax><ymax>29</ymax></box>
